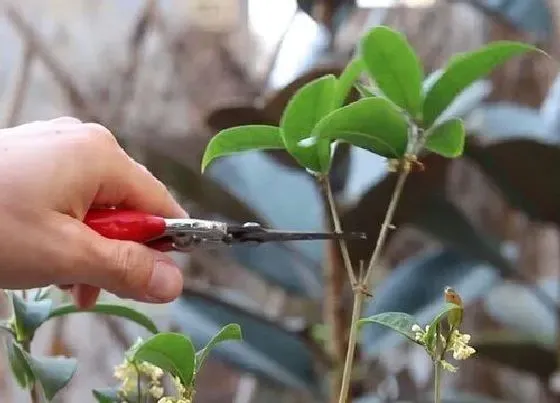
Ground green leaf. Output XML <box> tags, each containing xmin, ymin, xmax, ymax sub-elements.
<box><xmin>7</xmin><ymin>341</ymin><xmax>34</xmax><ymax>388</ymax></box>
<box><xmin>423</xmin><ymin>41</ymin><xmax>540</xmax><ymax>126</ymax></box>
<box><xmin>201</xmin><ymin>125</ymin><xmax>285</xmax><ymax>173</ymax></box>
<box><xmin>424</xmin><ymin>118</ymin><xmax>465</xmax><ymax>158</ymax></box>
<box><xmin>48</xmin><ymin>303</ymin><xmax>158</xmax><ymax>334</ymax></box>
<box><xmin>92</xmin><ymin>388</ymin><xmax>127</xmax><ymax>403</ymax></box>
<box><xmin>11</xmin><ymin>292</ymin><xmax>52</xmax><ymax>341</ymax></box>
<box><xmin>333</xmin><ymin>58</ymin><xmax>365</xmax><ymax>107</ymax></box>
<box><xmin>195</xmin><ymin>323</ymin><xmax>242</xmax><ymax>372</ymax></box>
<box><xmin>312</xmin><ymin>97</ymin><xmax>409</xmax><ymax>158</ymax></box>
<box><xmin>280</xmin><ymin>75</ymin><xmax>338</xmax><ymax>172</ymax></box>
<box><xmin>358</xmin><ymin>312</ymin><xmax>419</xmax><ymax>343</ymax></box>
<box><xmin>424</xmin><ymin>302</ymin><xmax>462</xmax><ymax>350</ymax></box>
<box><xmin>132</xmin><ymin>333</ymin><xmax>196</xmax><ymax>387</ymax></box>
<box><xmin>23</xmin><ymin>352</ymin><xmax>78</xmax><ymax>401</ymax></box>
<box><xmin>360</xmin><ymin>26</ymin><xmax>424</xmax><ymax>117</ymax></box>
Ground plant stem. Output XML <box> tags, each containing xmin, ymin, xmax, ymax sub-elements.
<box><xmin>363</xmin><ymin>168</ymin><xmax>409</xmax><ymax>286</ymax></box>
<box><xmin>20</xmin><ymin>290</ymin><xmax>40</xmax><ymax>403</ymax></box>
<box><xmin>322</xmin><ymin>177</ymin><xmax>357</xmax><ymax>286</ymax></box>
<box><xmin>337</xmin><ymin>164</ymin><xmax>411</xmax><ymax>403</ymax></box>
<box><xmin>320</xmin><ymin>177</ymin><xmax>355</xmax><ymax>400</ymax></box>
<box><xmin>133</xmin><ymin>363</ymin><xmax>142</xmax><ymax>403</ymax></box>
<box><xmin>337</xmin><ymin>291</ymin><xmax>364</xmax><ymax>403</ymax></box>
<box><xmin>434</xmin><ymin>360</ymin><xmax>442</xmax><ymax>403</ymax></box>
<box><xmin>22</xmin><ymin>339</ymin><xmax>39</xmax><ymax>403</ymax></box>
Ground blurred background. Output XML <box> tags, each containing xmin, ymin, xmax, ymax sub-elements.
<box><xmin>0</xmin><ymin>0</ymin><xmax>559</xmax><ymax>402</ymax></box>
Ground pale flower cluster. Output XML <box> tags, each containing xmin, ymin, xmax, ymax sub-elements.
<box><xmin>447</xmin><ymin>329</ymin><xmax>476</xmax><ymax>361</ymax></box>
<box><xmin>411</xmin><ymin>323</ymin><xmax>475</xmax><ymax>373</ymax></box>
<box><xmin>113</xmin><ymin>359</ymin><xmax>164</xmax><ymax>400</ymax></box>
<box><xmin>411</xmin><ymin>323</ymin><xmax>429</xmax><ymax>344</ymax></box>
<box><xmin>113</xmin><ymin>337</ymin><xmax>191</xmax><ymax>403</ymax></box>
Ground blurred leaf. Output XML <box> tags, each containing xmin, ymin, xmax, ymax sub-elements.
<box><xmin>11</xmin><ymin>293</ymin><xmax>52</xmax><ymax>341</ymax></box>
<box><xmin>22</xmin><ymin>350</ymin><xmax>78</xmax><ymax>401</ymax></box>
<box><xmin>206</xmin><ymin>151</ymin><xmax>325</xmax><ymax>297</ymax></box>
<box><xmin>280</xmin><ymin>75</ymin><xmax>337</xmax><ymax>172</ymax></box>
<box><xmin>297</xmin><ymin>0</ymin><xmax>355</xmax><ymax>31</ymax></box>
<box><xmin>361</xmin><ymin>249</ymin><xmax>499</xmax><ymax>356</ymax></box>
<box><xmin>328</xmin><ymin>142</ymin><xmax>352</xmax><ymax>195</ymax></box>
<box><xmin>48</xmin><ymin>303</ymin><xmax>158</xmax><ymax>334</ymax></box>
<box><xmin>92</xmin><ymin>388</ymin><xmax>123</xmax><ymax>403</ymax></box>
<box><xmin>465</xmin><ymin>103</ymin><xmax>548</xmax><ymax>141</ymax></box>
<box><xmin>206</xmin><ymin>106</ymin><xmax>274</xmax><ymax>131</ymax></box>
<box><xmin>410</xmin><ymin>197</ymin><xmax>511</xmax><ymax>275</ymax></box>
<box><xmin>423</xmin><ymin>41</ymin><xmax>539</xmax><ymax>126</ymax></box>
<box><xmin>195</xmin><ymin>323</ymin><xmax>242</xmax><ymax>372</ymax></box>
<box><xmin>360</xmin><ymin>26</ymin><xmax>424</xmax><ymax>117</ymax></box>
<box><xmin>424</xmin><ymin>118</ymin><xmax>465</xmax><ymax>158</ymax></box>
<box><xmin>341</xmin><ymin>151</ymin><xmax>452</xmax><ymax>264</ymax></box>
<box><xmin>483</xmin><ymin>277</ymin><xmax>558</xmax><ymax>338</ymax></box>
<box><xmin>313</xmin><ymin>98</ymin><xmax>409</xmax><ymax>158</ymax></box>
<box><xmin>411</xmin><ymin>197</ymin><xmax>558</xmax><ymax>313</ymax></box>
<box><xmin>356</xmin><ymin>391</ymin><xmax>509</xmax><ymax>403</ymax></box>
<box><xmin>7</xmin><ymin>340</ymin><xmax>34</xmax><ymax>388</ymax></box>
<box><xmin>172</xmin><ymin>288</ymin><xmax>326</xmax><ymax>395</ymax></box>
<box><xmin>473</xmin><ymin>331</ymin><xmax>555</xmax><ymax>380</ymax></box>
<box><xmin>201</xmin><ymin>125</ymin><xmax>285</xmax><ymax>173</ymax></box>
<box><xmin>133</xmin><ymin>333</ymin><xmax>196</xmax><ymax>387</ymax></box>
<box><xmin>541</xmin><ymin>72</ymin><xmax>560</xmax><ymax>138</ymax></box>
<box><xmin>358</xmin><ymin>312</ymin><xmax>418</xmax><ymax>343</ymax></box>
<box><xmin>466</xmin><ymin>0</ymin><xmax>553</xmax><ymax>41</ymax></box>
<box><xmin>464</xmin><ymin>138</ymin><xmax>560</xmax><ymax>226</ymax></box>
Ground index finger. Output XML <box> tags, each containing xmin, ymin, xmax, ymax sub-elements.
<box><xmin>94</xmin><ymin>141</ymin><xmax>188</xmax><ymax>219</ymax></box>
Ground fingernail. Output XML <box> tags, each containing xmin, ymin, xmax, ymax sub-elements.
<box><xmin>146</xmin><ymin>260</ymin><xmax>181</xmax><ymax>302</ymax></box>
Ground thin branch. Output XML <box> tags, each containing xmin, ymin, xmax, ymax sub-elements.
<box><xmin>363</xmin><ymin>168</ymin><xmax>409</xmax><ymax>286</ymax></box>
<box><xmin>337</xmin><ymin>291</ymin><xmax>364</xmax><ymax>403</ymax></box>
<box><xmin>337</xmin><ymin>162</ymin><xmax>411</xmax><ymax>403</ymax></box>
<box><xmin>320</xmin><ymin>176</ymin><xmax>353</xmax><ymax>400</ymax></box>
<box><xmin>321</xmin><ymin>177</ymin><xmax>357</xmax><ymax>286</ymax></box>
<box><xmin>108</xmin><ymin>0</ymin><xmax>156</xmax><ymax>127</ymax></box>
<box><xmin>3</xmin><ymin>42</ymin><xmax>34</xmax><ymax>126</ymax></box>
<box><xmin>3</xmin><ymin>4</ymin><xmax>98</xmax><ymax>120</ymax></box>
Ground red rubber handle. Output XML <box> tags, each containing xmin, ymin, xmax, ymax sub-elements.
<box><xmin>84</xmin><ymin>208</ymin><xmax>167</xmax><ymax>242</ymax></box>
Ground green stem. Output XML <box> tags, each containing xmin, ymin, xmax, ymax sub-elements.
<box><xmin>22</xmin><ymin>339</ymin><xmax>39</xmax><ymax>403</ymax></box>
<box><xmin>434</xmin><ymin>360</ymin><xmax>442</xmax><ymax>403</ymax></box>
<box><xmin>20</xmin><ymin>290</ymin><xmax>40</xmax><ymax>403</ymax></box>
<box><xmin>336</xmin><ymin>164</ymin><xmax>411</xmax><ymax>403</ymax></box>
<box><xmin>363</xmin><ymin>167</ymin><xmax>409</xmax><ymax>286</ymax></box>
<box><xmin>337</xmin><ymin>291</ymin><xmax>365</xmax><ymax>403</ymax></box>
<box><xmin>133</xmin><ymin>363</ymin><xmax>142</xmax><ymax>403</ymax></box>
<box><xmin>321</xmin><ymin>176</ymin><xmax>357</xmax><ymax>286</ymax></box>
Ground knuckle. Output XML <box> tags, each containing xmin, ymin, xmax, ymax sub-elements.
<box><xmin>111</xmin><ymin>243</ymin><xmax>154</xmax><ymax>292</ymax></box>
<box><xmin>83</xmin><ymin>123</ymin><xmax>118</xmax><ymax>148</ymax></box>
<box><xmin>50</xmin><ymin>116</ymin><xmax>82</xmax><ymax>125</ymax></box>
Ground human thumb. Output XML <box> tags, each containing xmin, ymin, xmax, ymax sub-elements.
<box><xmin>79</xmin><ymin>232</ymin><xmax>184</xmax><ymax>303</ymax></box>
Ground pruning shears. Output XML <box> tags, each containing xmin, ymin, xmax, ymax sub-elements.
<box><xmin>84</xmin><ymin>208</ymin><xmax>367</xmax><ymax>251</ymax></box>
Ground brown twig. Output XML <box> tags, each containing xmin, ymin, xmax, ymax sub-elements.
<box><xmin>108</xmin><ymin>0</ymin><xmax>157</xmax><ymax>127</ymax></box>
<box><xmin>319</xmin><ymin>178</ymin><xmax>350</xmax><ymax>401</ymax></box>
<box><xmin>3</xmin><ymin>42</ymin><xmax>34</xmax><ymax>126</ymax></box>
<box><xmin>3</xmin><ymin>4</ymin><xmax>98</xmax><ymax>120</ymax></box>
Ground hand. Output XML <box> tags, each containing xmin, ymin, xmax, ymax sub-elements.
<box><xmin>0</xmin><ymin>117</ymin><xmax>187</xmax><ymax>308</ymax></box>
